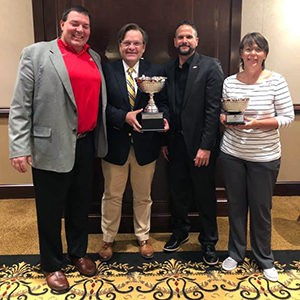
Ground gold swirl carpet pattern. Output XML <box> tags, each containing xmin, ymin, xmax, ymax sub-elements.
<box><xmin>1</xmin><ymin>255</ymin><xmax>300</xmax><ymax>299</ymax></box>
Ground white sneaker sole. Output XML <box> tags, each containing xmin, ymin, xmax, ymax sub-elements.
<box><xmin>263</xmin><ymin>269</ymin><xmax>278</xmax><ymax>282</ymax></box>
<box><xmin>222</xmin><ymin>257</ymin><xmax>238</xmax><ymax>271</ymax></box>
<box><xmin>203</xmin><ymin>256</ymin><xmax>219</xmax><ymax>266</ymax></box>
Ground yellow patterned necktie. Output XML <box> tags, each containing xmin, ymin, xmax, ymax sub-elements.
<box><xmin>127</xmin><ymin>67</ymin><xmax>136</xmax><ymax>109</ymax></box>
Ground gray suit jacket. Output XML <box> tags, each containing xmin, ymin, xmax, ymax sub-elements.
<box><xmin>9</xmin><ymin>39</ymin><xmax>107</xmax><ymax>172</ymax></box>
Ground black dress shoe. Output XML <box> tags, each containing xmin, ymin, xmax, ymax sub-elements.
<box><xmin>163</xmin><ymin>234</ymin><xmax>189</xmax><ymax>252</ymax></box>
<box><xmin>202</xmin><ymin>244</ymin><xmax>219</xmax><ymax>265</ymax></box>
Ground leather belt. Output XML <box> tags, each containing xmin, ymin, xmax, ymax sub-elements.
<box><xmin>76</xmin><ymin>132</ymin><xmax>89</xmax><ymax>139</ymax></box>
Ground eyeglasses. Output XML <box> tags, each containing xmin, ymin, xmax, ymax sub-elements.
<box><xmin>121</xmin><ymin>41</ymin><xmax>144</xmax><ymax>48</ymax></box>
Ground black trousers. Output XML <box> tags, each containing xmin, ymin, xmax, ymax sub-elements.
<box><xmin>32</xmin><ymin>133</ymin><xmax>94</xmax><ymax>272</ymax></box>
<box><xmin>219</xmin><ymin>152</ymin><xmax>280</xmax><ymax>269</ymax></box>
<box><xmin>168</xmin><ymin>133</ymin><xmax>218</xmax><ymax>246</ymax></box>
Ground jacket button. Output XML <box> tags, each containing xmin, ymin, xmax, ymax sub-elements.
<box><xmin>128</xmin><ymin>133</ymin><xmax>132</xmax><ymax>137</ymax></box>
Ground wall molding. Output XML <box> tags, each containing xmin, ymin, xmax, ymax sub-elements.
<box><xmin>1</xmin><ymin>182</ymin><xmax>299</xmax><ymax>199</ymax></box>
<box><xmin>2</xmin><ymin>106</ymin><xmax>300</xmax><ymax>117</ymax></box>
<box><xmin>0</xmin><ymin>108</ymin><xmax>9</xmax><ymax>117</ymax></box>
<box><xmin>1</xmin><ymin>182</ymin><xmax>298</xmax><ymax>233</ymax></box>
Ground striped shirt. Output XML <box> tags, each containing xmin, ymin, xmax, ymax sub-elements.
<box><xmin>220</xmin><ymin>72</ymin><xmax>295</xmax><ymax>162</ymax></box>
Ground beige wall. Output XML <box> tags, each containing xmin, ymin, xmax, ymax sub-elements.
<box><xmin>0</xmin><ymin>0</ymin><xmax>33</xmax><ymax>184</ymax></box>
<box><xmin>242</xmin><ymin>0</ymin><xmax>300</xmax><ymax>103</ymax></box>
<box><xmin>0</xmin><ymin>0</ymin><xmax>299</xmax><ymax>184</ymax></box>
<box><xmin>0</xmin><ymin>118</ymin><xmax>32</xmax><ymax>183</ymax></box>
<box><xmin>279</xmin><ymin>115</ymin><xmax>300</xmax><ymax>180</ymax></box>
<box><xmin>241</xmin><ymin>0</ymin><xmax>300</xmax><ymax>180</ymax></box>
<box><xmin>0</xmin><ymin>0</ymin><xmax>34</xmax><ymax>108</ymax></box>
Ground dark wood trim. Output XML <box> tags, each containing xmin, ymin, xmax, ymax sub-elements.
<box><xmin>1</xmin><ymin>182</ymin><xmax>299</xmax><ymax>199</ymax></box>
<box><xmin>2</xmin><ymin>105</ymin><xmax>300</xmax><ymax>117</ymax></box>
<box><xmin>229</xmin><ymin>0</ymin><xmax>242</xmax><ymax>74</ymax></box>
<box><xmin>87</xmin><ymin>205</ymin><xmax>230</xmax><ymax>234</ymax></box>
<box><xmin>294</xmin><ymin>104</ymin><xmax>300</xmax><ymax>113</ymax></box>
<box><xmin>0</xmin><ymin>108</ymin><xmax>9</xmax><ymax>117</ymax></box>
<box><xmin>0</xmin><ymin>184</ymin><xmax>35</xmax><ymax>199</ymax></box>
<box><xmin>31</xmin><ymin>0</ymin><xmax>45</xmax><ymax>42</ymax></box>
<box><xmin>1</xmin><ymin>182</ymin><xmax>298</xmax><ymax>233</ymax></box>
<box><xmin>273</xmin><ymin>181</ymin><xmax>300</xmax><ymax>196</ymax></box>
<box><xmin>31</xmin><ymin>0</ymin><xmax>60</xmax><ymax>42</ymax></box>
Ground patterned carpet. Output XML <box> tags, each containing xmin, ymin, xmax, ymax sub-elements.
<box><xmin>1</xmin><ymin>251</ymin><xmax>299</xmax><ymax>299</ymax></box>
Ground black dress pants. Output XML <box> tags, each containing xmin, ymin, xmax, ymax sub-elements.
<box><xmin>219</xmin><ymin>152</ymin><xmax>280</xmax><ymax>269</ymax></box>
<box><xmin>32</xmin><ymin>133</ymin><xmax>94</xmax><ymax>272</ymax></box>
<box><xmin>168</xmin><ymin>133</ymin><xmax>218</xmax><ymax>246</ymax></box>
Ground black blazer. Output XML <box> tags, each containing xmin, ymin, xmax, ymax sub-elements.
<box><xmin>103</xmin><ymin>59</ymin><xmax>169</xmax><ymax>166</ymax></box>
<box><xmin>165</xmin><ymin>52</ymin><xmax>224</xmax><ymax>159</ymax></box>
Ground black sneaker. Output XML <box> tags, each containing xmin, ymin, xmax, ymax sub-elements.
<box><xmin>163</xmin><ymin>234</ymin><xmax>189</xmax><ymax>252</ymax></box>
<box><xmin>202</xmin><ymin>244</ymin><xmax>219</xmax><ymax>265</ymax></box>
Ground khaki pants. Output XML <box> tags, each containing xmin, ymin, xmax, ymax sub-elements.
<box><xmin>101</xmin><ymin>147</ymin><xmax>156</xmax><ymax>242</ymax></box>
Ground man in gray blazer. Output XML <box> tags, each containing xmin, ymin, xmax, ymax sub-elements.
<box><xmin>8</xmin><ymin>6</ymin><xmax>107</xmax><ymax>293</ymax></box>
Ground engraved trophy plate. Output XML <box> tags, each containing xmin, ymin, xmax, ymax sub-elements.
<box><xmin>221</xmin><ymin>97</ymin><xmax>250</xmax><ymax>125</ymax></box>
<box><xmin>136</xmin><ymin>75</ymin><xmax>167</xmax><ymax>131</ymax></box>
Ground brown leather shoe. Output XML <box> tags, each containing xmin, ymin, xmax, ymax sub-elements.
<box><xmin>139</xmin><ymin>240</ymin><xmax>154</xmax><ymax>259</ymax></box>
<box><xmin>99</xmin><ymin>242</ymin><xmax>113</xmax><ymax>261</ymax></box>
<box><xmin>71</xmin><ymin>256</ymin><xmax>97</xmax><ymax>277</ymax></box>
<box><xmin>44</xmin><ymin>270</ymin><xmax>69</xmax><ymax>293</ymax></box>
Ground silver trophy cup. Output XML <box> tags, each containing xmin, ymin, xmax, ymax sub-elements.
<box><xmin>221</xmin><ymin>97</ymin><xmax>250</xmax><ymax>124</ymax></box>
<box><xmin>136</xmin><ymin>76</ymin><xmax>167</xmax><ymax>131</ymax></box>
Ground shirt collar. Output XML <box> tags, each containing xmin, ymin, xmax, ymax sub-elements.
<box><xmin>176</xmin><ymin>52</ymin><xmax>196</xmax><ymax>69</ymax></box>
<box><xmin>122</xmin><ymin>60</ymin><xmax>139</xmax><ymax>75</ymax></box>
<box><xmin>58</xmin><ymin>38</ymin><xmax>90</xmax><ymax>55</ymax></box>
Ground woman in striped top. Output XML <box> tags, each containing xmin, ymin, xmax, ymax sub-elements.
<box><xmin>219</xmin><ymin>32</ymin><xmax>294</xmax><ymax>282</ymax></box>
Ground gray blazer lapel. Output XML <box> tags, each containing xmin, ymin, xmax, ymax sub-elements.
<box><xmin>89</xmin><ymin>49</ymin><xmax>107</xmax><ymax>108</ymax></box>
<box><xmin>89</xmin><ymin>50</ymin><xmax>100</xmax><ymax>68</ymax></box>
<box><xmin>49</xmin><ymin>40</ymin><xmax>76</xmax><ymax>107</ymax></box>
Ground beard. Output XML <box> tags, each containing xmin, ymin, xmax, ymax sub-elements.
<box><xmin>176</xmin><ymin>44</ymin><xmax>195</xmax><ymax>56</ymax></box>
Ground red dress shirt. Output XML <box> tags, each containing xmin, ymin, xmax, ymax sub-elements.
<box><xmin>58</xmin><ymin>39</ymin><xmax>101</xmax><ymax>133</ymax></box>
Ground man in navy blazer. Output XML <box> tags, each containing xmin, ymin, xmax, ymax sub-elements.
<box><xmin>162</xmin><ymin>21</ymin><xmax>223</xmax><ymax>265</ymax></box>
<box><xmin>9</xmin><ymin>6</ymin><xmax>107</xmax><ymax>293</ymax></box>
<box><xmin>99</xmin><ymin>23</ymin><xmax>169</xmax><ymax>261</ymax></box>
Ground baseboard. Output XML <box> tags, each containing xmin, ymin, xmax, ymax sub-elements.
<box><xmin>1</xmin><ymin>182</ymin><xmax>298</xmax><ymax>233</ymax></box>
<box><xmin>1</xmin><ymin>182</ymin><xmax>299</xmax><ymax>200</ymax></box>
<box><xmin>0</xmin><ymin>184</ymin><xmax>35</xmax><ymax>199</ymax></box>
<box><xmin>273</xmin><ymin>181</ymin><xmax>300</xmax><ymax>195</ymax></box>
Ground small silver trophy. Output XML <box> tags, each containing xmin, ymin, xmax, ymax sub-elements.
<box><xmin>221</xmin><ymin>97</ymin><xmax>250</xmax><ymax>125</ymax></box>
<box><xmin>136</xmin><ymin>75</ymin><xmax>167</xmax><ymax>131</ymax></box>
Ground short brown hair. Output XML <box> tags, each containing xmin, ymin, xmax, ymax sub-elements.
<box><xmin>117</xmin><ymin>23</ymin><xmax>148</xmax><ymax>45</ymax></box>
<box><xmin>239</xmin><ymin>32</ymin><xmax>269</xmax><ymax>70</ymax></box>
<box><xmin>61</xmin><ymin>5</ymin><xmax>91</xmax><ymax>23</ymax></box>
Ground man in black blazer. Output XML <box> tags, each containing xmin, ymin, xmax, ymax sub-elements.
<box><xmin>99</xmin><ymin>23</ymin><xmax>169</xmax><ymax>261</ymax></box>
<box><xmin>162</xmin><ymin>21</ymin><xmax>223</xmax><ymax>265</ymax></box>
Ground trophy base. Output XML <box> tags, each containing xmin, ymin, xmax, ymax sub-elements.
<box><xmin>141</xmin><ymin>112</ymin><xmax>164</xmax><ymax>132</ymax></box>
<box><xmin>225</xmin><ymin>112</ymin><xmax>245</xmax><ymax>125</ymax></box>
